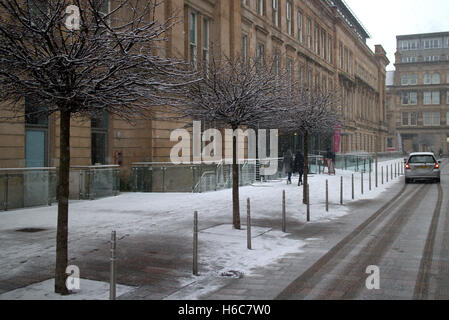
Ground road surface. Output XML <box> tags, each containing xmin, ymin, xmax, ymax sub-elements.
<box><xmin>277</xmin><ymin>160</ymin><xmax>449</xmax><ymax>300</ymax></box>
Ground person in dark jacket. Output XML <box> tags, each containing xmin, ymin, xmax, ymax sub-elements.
<box><xmin>294</xmin><ymin>151</ymin><xmax>304</xmax><ymax>186</ymax></box>
<box><xmin>284</xmin><ymin>150</ymin><xmax>294</xmax><ymax>184</ymax></box>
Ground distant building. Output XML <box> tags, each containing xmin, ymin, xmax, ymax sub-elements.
<box><xmin>387</xmin><ymin>31</ymin><xmax>449</xmax><ymax>155</ymax></box>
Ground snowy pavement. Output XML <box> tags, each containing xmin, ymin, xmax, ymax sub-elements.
<box><xmin>0</xmin><ymin>159</ymin><xmax>404</xmax><ymax>300</ymax></box>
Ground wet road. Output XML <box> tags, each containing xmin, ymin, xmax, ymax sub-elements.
<box><xmin>277</xmin><ymin>159</ymin><xmax>449</xmax><ymax>300</ymax></box>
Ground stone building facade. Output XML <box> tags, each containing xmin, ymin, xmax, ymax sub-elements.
<box><xmin>386</xmin><ymin>32</ymin><xmax>449</xmax><ymax>155</ymax></box>
<box><xmin>0</xmin><ymin>0</ymin><xmax>389</xmax><ymax>186</ymax></box>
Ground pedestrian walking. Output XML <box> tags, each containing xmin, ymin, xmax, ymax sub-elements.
<box><xmin>294</xmin><ymin>150</ymin><xmax>305</xmax><ymax>186</ymax></box>
<box><xmin>284</xmin><ymin>150</ymin><xmax>294</xmax><ymax>185</ymax></box>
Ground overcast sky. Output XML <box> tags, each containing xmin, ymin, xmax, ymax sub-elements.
<box><xmin>344</xmin><ymin>0</ymin><xmax>449</xmax><ymax>71</ymax></box>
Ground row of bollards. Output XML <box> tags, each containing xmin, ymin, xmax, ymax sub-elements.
<box><xmin>321</xmin><ymin>160</ymin><xmax>404</xmax><ymax>224</ymax></box>
<box><xmin>107</xmin><ymin>162</ymin><xmax>407</xmax><ymax>283</ymax></box>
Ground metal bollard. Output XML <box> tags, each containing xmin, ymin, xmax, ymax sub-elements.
<box><xmin>369</xmin><ymin>169</ymin><xmax>372</xmax><ymax>191</ymax></box>
<box><xmin>307</xmin><ymin>184</ymin><xmax>310</xmax><ymax>222</ymax></box>
<box><xmin>326</xmin><ymin>180</ymin><xmax>329</xmax><ymax>212</ymax></box>
<box><xmin>247</xmin><ymin>198</ymin><xmax>252</xmax><ymax>250</ymax></box>
<box><xmin>193</xmin><ymin>211</ymin><xmax>198</xmax><ymax>275</ymax></box>
<box><xmin>340</xmin><ymin>176</ymin><xmax>343</xmax><ymax>205</ymax></box>
<box><xmin>282</xmin><ymin>190</ymin><xmax>286</xmax><ymax>233</ymax></box>
<box><xmin>110</xmin><ymin>231</ymin><xmax>117</xmax><ymax>300</ymax></box>
<box><xmin>391</xmin><ymin>164</ymin><xmax>393</xmax><ymax>180</ymax></box>
<box><xmin>352</xmin><ymin>174</ymin><xmax>354</xmax><ymax>200</ymax></box>
<box><xmin>387</xmin><ymin>166</ymin><xmax>389</xmax><ymax>183</ymax></box>
<box><xmin>381</xmin><ymin>167</ymin><xmax>384</xmax><ymax>184</ymax></box>
<box><xmin>361</xmin><ymin>172</ymin><xmax>364</xmax><ymax>195</ymax></box>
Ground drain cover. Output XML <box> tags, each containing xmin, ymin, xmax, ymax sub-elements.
<box><xmin>220</xmin><ymin>270</ymin><xmax>244</xmax><ymax>278</ymax></box>
<box><xmin>15</xmin><ymin>228</ymin><xmax>46</xmax><ymax>233</ymax></box>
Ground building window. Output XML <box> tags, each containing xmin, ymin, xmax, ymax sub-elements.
<box><xmin>410</xmin><ymin>74</ymin><xmax>417</xmax><ymax>85</ymax></box>
<box><xmin>286</xmin><ymin>1</ymin><xmax>292</xmax><ymax>35</ymax></box>
<box><xmin>189</xmin><ymin>11</ymin><xmax>197</xmax><ymax>66</ymax></box>
<box><xmin>29</xmin><ymin>0</ymin><xmax>49</xmax><ymax>27</ymax></box>
<box><xmin>328</xmin><ymin>36</ymin><xmax>332</xmax><ymax>63</ymax></box>
<box><xmin>411</xmin><ymin>112</ymin><xmax>418</xmax><ymax>126</ymax></box>
<box><xmin>91</xmin><ymin>111</ymin><xmax>109</xmax><ymax>165</ymax></box>
<box><xmin>321</xmin><ymin>30</ymin><xmax>326</xmax><ymax>59</ymax></box>
<box><xmin>242</xmin><ymin>35</ymin><xmax>248</xmax><ymax>62</ymax></box>
<box><xmin>314</xmin><ymin>25</ymin><xmax>319</xmax><ymax>54</ymax></box>
<box><xmin>401</xmin><ymin>74</ymin><xmax>408</xmax><ymax>86</ymax></box>
<box><xmin>432</xmin><ymin>91</ymin><xmax>440</xmax><ymax>104</ymax></box>
<box><xmin>273</xmin><ymin>50</ymin><xmax>280</xmax><ymax>76</ymax></box>
<box><xmin>202</xmin><ymin>18</ymin><xmax>210</xmax><ymax>71</ymax></box>
<box><xmin>424</xmin><ymin>92</ymin><xmax>431</xmax><ymax>105</ymax></box>
<box><xmin>423</xmin><ymin>38</ymin><xmax>442</xmax><ymax>49</ymax></box>
<box><xmin>401</xmin><ymin>56</ymin><xmax>417</xmax><ymax>63</ymax></box>
<box><xmin>306</xmin><ymin>18</ymin><xmax>311</xmax><ymax>48</ymax></box>
<box><xmin>447</xmin><ymin>111</ymin><xmax>449</xmax><ymax>125</ymax></box>
<box><xmin>423</xmin><ymin>91</ymin><xmax>439</xmax><ymax>105</ymax></box>
<box><xmin>424</xmin><ymin>55</ymin><xmax>440</xmax><ymax>62</ymax></box>
<box><xmin>423</xmin><ymin>112</ymin><xmax>440</xmax><ymax>126</ymax></box>
<box><xmin>25</xmin><ymin>97</ymin><xmax>48</xmax><ymax>167</ymax></box>
<box><xmin>257</xmin><ymin>42</ymin><xmax>265</xmax><ymax>66</ymax></box>
<box><xmin>432</xmin><ymin>73</ymin><xmax>441</xmax><ymax>84</ymax></box>
<box><xmin>298</xmin><ymin>64</ymin><xmax>304</xmax><ymax>85</ymax></box>
<box><xmin>257</xmin><ymin>0</ymin><xmax>264</xmax><ymax>15</ymax></box>
<box><xmin>297</xmin><ymin>11</ymin><xmax>303</xmax><ymax>43</ymax></box>
<box><xmin>447</xmin><ymin>91</ymin><xmax>449</xmax><ymax>105</ymax></box>
<box><xmin>286</xmin><ymin>58</ymin><xmax>293</xmax><ymax>83</ymax></box>
<box><xmin>399</xmin><ymin>39</ymin><xmax>419</xmax><ymax>51</ymax></box>
<box><xmin>402</xmin><ymin>92</ymin><xmax>417</xmax><ymax>105</ymax></box>
<box><xmin>402</xmin><ymin>112</ymin><xmax>409</xmax><ymax>126</ymax></box>
<box><xmin>424</xmin><ymin>73</ymin><xmax>431</xmax><ymax>85</ymax></box>
<box><xmin>339</xmin><ymin>43</ymin><xmax>343</xmax><ymax>68</ymax></box>
<box><xmin>272</xmin><ymin>0</ymin><xmax>279</xmax><ymax>27</ymax></box>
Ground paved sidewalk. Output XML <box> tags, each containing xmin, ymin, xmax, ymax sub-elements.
<box><xmin>121</xmin><ymin>178</ymin><xmax>404</xmax><ymax>300</ymax></box>
<box><xmin>0</xmin><ymin>170</ymin><xmax>405</xmax><ymax>300</ymax></box>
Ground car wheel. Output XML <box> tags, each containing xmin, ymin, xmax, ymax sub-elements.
<box><xmin>405</xmin><ymin>178</ymin><xmax>410</xmax><ymax>184</ymax></box>
<box><xmin>436</xmin><ymin>178</ymin><xmax>441</xmax><ymax>184</ymax></box>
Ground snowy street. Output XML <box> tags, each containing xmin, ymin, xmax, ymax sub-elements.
<box><xmin>0</xmin><ymin>159</ymin><xmax>404</xmax><ymax>300</ymax></box>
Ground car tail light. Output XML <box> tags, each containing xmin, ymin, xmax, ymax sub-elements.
<box><xmin>434</xmin><ymin>163</ymin><xmax>440</xmax><ymax>169</ymax></box>
<box><xmin>405</xmin><ymin>163</ymin><xmax>411</xmax><ymax>170</ymax></box>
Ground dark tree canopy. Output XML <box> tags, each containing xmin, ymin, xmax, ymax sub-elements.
<box><xmin>0</xmin><ymin>0</ymin><xmax>195</xmax><ymax>120</ymax></box>
<box><xmin>0</xmin><ymin>0</ymin><xmax>196</xmax><ymax>295</ymax></box>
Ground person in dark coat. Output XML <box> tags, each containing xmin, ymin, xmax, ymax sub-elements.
<box><xmin>294</xmin><ymin>151</ymin><xmax>304</xmax><ymax>186</ymax></box>
<box><xmin>284</xmin><ymin>150</ymin><xmax>294</xmax><ymax>184</ymax></box>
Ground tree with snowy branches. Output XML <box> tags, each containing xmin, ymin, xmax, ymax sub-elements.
<box><xmin>271</xmin><ymin>81</ymin><xmax>341</xmax><ymax>204</ymax></box>
<box><xmin>0</xmin><ymin>0</ymin><xmax>196</xmax><ymax>294</ymax></box>
<box><xmin>175</xmin><ymin>55</ymin><xmax>288</xmax><ymax>230</ymax></box>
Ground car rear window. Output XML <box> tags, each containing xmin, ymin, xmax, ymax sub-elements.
<box><xmin>408</xmin><ymin>155</ymin><xmax>436</xmax><ymax>164</ymax></box>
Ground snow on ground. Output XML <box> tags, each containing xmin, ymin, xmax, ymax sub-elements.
<box><xmin>0</xmin><ymin>278</ymin><xmax>134</xmax><ymax>300</ymax></box>
<box><xmin>0</xmin><ymin>159</ymin><xmax>403</xmax><ymax>299</ymax></box>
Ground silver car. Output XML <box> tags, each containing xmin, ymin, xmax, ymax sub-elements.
<box><xmin>405</xmin><ymin>152</ymin><xmax>441</xmax><ymax>184</ymax></box>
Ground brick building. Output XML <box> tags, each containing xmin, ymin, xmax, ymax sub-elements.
<box><xmin>0</xmin><ymin>0</ymin><xmax>389</xmax><ymax>187</ymax></box>
<box><xmin>386</xmin><ymin>31</ymin><xmax>449</xmax><ymax>155</ymax></box>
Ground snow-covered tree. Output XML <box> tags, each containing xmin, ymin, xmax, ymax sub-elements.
<box><xmin>176</xmin><ymin>55</ymin><xmax>287</xmax><ymax>230</ymax></box>
<box><xmin>271</xmin><ymin>82</ymin><xmax>341</xmax><ymax>204</ymax></box>
<box><xmin>0</xmin><ymin>0</ymin><xmax>195</xmax><ymax>294</ymax></box>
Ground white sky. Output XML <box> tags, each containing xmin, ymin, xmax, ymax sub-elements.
<box><xmin>344</xmin><ymin>0</ymin><xmax>449</xmax><ymax>71</ymax></box>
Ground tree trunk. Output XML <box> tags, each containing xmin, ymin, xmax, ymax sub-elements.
<box><xmin>55</xmin><ymin>110</ymin><xmax>71</xmax><ymax>295</ymax></box>
<box><xmin>303</xmin><ymin>131</ymin><xmax>309</xmax><ymax>205</ymax></box>
<box><xmin>232</xmin><ymin>131</ymin><xmax>241</xmax><ymax>229</ymax></box>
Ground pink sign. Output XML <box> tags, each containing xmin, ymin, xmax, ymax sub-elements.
<box><xmin>334</xmin><ymin>127</ymin><xmax>341</xmax><ymax>153</ymax></box>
